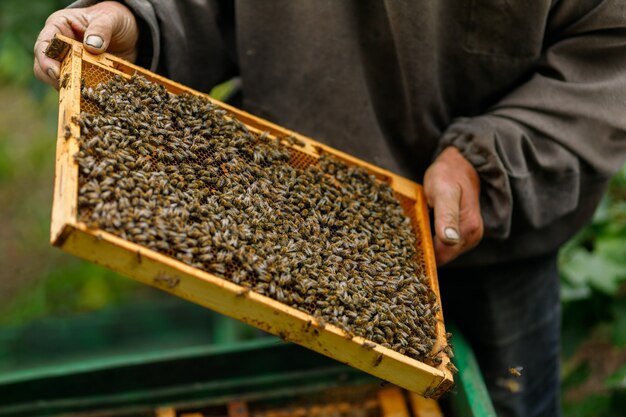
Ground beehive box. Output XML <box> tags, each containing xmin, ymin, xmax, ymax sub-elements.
<box><xmin>156</xmin><ymin>386</ymin><xmax>442</xmax><ymax>417</ymax></box>
<box><xmin>47</xmin><ymin>35</ymin><xmax>453</xmax><ymax>397</ymax></box>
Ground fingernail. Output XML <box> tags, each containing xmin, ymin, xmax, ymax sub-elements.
<box><xmin>46</xmin><ymin>67</ymin><xmax>59</xmax><ymax>80</ymax></box>
<box><xmin>444</xmin><ymin>227</ymin><xmax>460</xmax><ymax>242</ymax></box>
<box><xmin>85</xmin><ymin>35</ymin><xmax>104</xmax><ymax>49</ymax></box>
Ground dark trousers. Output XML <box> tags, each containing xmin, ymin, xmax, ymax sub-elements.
<box><xmin>439</xmin><ymin>252</ymin><xmax>561</xmax><ymax>417</ymax></box>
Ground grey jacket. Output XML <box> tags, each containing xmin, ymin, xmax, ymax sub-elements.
<box><xmin>72</xmin><ymin>0</ymin><xmax>626</xmax><ymax>265</ymax></box>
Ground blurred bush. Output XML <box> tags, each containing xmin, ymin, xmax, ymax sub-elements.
<box><xmin>0</xmin><ymin>0</ymin><xmax>150</xmax><ymax>325</ymax></box>
<box><xmin>0</xmin><ymin>0</ymin><xmax>70</xmax><ymax>89</ymax></box>
<box><xmin>560</xmin><ymin>164</ymin><xmax>626</xmax><ymax>415</ymax></box>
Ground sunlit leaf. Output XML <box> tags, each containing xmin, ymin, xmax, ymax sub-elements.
<box><xmin>560</xmin><ymin>248</ymin><xmax>626</xmax><ymax>296</ymax></box>
<box><xmin>560</xmin><ymin>281</ymin><xmax>592</xmax><ymax>302</ymax></box>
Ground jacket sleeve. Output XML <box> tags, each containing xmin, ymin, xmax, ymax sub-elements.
<box><xmin>69</xmin><ymin>0</ymin><xmax>238</xmax><ymax>93</ymax></box>
<box><xmin>436</xmin><ymin>0</ymin><xmax>626</xmax><ymax>241</ymax></box>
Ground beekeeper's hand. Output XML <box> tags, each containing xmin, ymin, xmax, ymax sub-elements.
<box><xmin>424</xmin><ymin>146</ymin><xmax>484</xmax><ymax>265</ymax></box>
<box><xmin>34</xmin><ymin>1</ymin><xmax>138</xmax><ymax>87</ymax></box>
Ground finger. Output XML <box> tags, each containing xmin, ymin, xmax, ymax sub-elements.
<box><xmin>433</xmin><ymin>212</ymin><xmax>483</xmax><ymax>266</ymax></box>
<box><xmin>430</xmin><ymin>181</ymin><xmax>462</xmax><ymax>246</ymax></box>
<box><xmin>34</xmin><ymin>41</ymin><xmax>59</xmax><ymax>85</ymax></box>
<box><xmin>34</xmin><ymin>12</ymin><xmax>82</xmax><ymax>85</ymax></box>
<box><xmin>433</xmin><ymin>236</ymin><xmax>462</xmax><ymax>266</ymax></box>
<box><xmin>458</xmin><ymin>186</ymin><xmax>484</xmax><ymax>248</ymax></box>
<box><xmin>434</xmin><ymin>183</ymin><xmax>483</xmax><ymax>265</ymax></box>
<box><xmin>82</xmin><ymin>12</ymin><xmax>118</xmax><ymax>54</ymax></box>
<box><xmin>34</xmin><ymin>58</ymin><xmax>59</xmax><ymax>89</ymax></box>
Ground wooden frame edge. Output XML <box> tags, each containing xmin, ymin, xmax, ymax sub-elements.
<box><xmin>50</xmin><ymin>39</ymin><xmax>81</xmax><ymax>244</ymax></box>
<box><xmin>414</xmin><ymin>186</ymin><xmax>454</xmax><ymax>395</ymax></box>
<box><xmin>61</xmin><ymin>223</ymin><xmax>448</xmax><ymax>397</ymax></box>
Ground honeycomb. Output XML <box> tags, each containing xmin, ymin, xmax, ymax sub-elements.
<box><xmin>74</xmin><ymin>63</ymin><xmax>440</xmax><ymax>364</ymax></box>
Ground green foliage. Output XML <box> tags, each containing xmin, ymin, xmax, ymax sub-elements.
<box><xmin>611</xmin><ymin>303</ymin><xmax>626</xmax><ymax>348</ymax></box>
<box><xmin>209</xmin><ymin>79</ymin><xmax>237</xmax><ymax>102</ymax></box>
<box><xmin>0</xmin><ymin>34</ymin><xmax>32</xmax><ymax>87</ymax></box>
<box><xmin>0</xmin><ymin>134</ymin><xmax>15</xmax><ymax>182</ymax></box>
<box><xmin>0</xmin><ymin>0</ymin><xmax>154</xmax><ymax>331</ymax></box>
<box><xmin>562</xmin><ymin>395</ymin><xmax>612</xmax><ymax>417</ymax></box>
<box><xmin>560</xmin><ymin>163</ymin><xmax>626</xmax><ymax>416</ymax></box>
<box><xmin>0</xmin><ymin>0</ymin><xmax>72</xmax><ymax>89</ymax></box>
<box><xmin>0</xmin><ymin>0</ymin><xmax>70</xmax><ymax>44</ymax></box>
<box><xmin>0</xmin><ymin>259</ymin><xmax>142</xmax><ymax>327</ymax></box>
<box><xmin>560</xmin><ymin>168</ymin><xmax>626</xmax><ymax>301</ymax></box>
<box><xmin>563</xmin><ymin>392</ymin><xmax>626</xmax><ymax>417</ymax></box>
<box><xmin>562</xmin><ymin>362</ymin><xmax>590</xmax><ymax>397</ymax></box>
<box><xmin>605</xmin><ymin>363</ymin><xmax>626</xmax><ymax>390</ymax></box>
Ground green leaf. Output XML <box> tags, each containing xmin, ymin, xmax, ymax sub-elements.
<box><xmin>605</xmin><ymin>363</ymin><xmax>626</xmax><ymax>390</ymax></box>
<box><xmin>611</xmin><ymin>301</ymin><xmax>626</xmax><ymax>348</ymax></box>
<box><xmin>209</xmin><ymin>79</ymin><xmax>236</xmax><ymax>101</ymax></box>
<box><xmin>561</xmin><ymin>280</ymin><xmax>592</xmax><ymax>303</ymax></box>
<box><xmin>591</xmin><ymin>195</ymin><xmax>613</xmax><ymax>224</ymax></box>
<box><xmin>562</xmin><ymin>394</ymin><xmax>611</xmax><ymax>417</ymax></box>
<box><xmin>596</xmin><ymin>237</ymin><xmax>626</xmax><ymax>263</ymax></box>
<box><xmin>562</xmin><ymin>361</ymin><xmax>591</xmax><ymax>391</ymax></box>
<box><xmin>560</xmin><ymin>248</ymin><xmax>626</xmax><ymax>296</ymax></box>
<box><xmin>560</xmin><ymin>248</ymin><xmax>592</xmax><ymax>286</ymax></box>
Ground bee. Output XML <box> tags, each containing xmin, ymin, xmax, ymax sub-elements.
<box><xmin>446</xmin><ymin>362</ymin><xmax>459</xmax><ymax>373</ymax></box>
<box><xmin>497</xmin><ymin>377</ymin><xmax>522</xmax><ymax>393</ymax></box>
<box><xmin>373</xmin><ymin>354</ymin><xmax>383</xmax><ymax>367</ymax></box>
<box><xmin>276</xmin><ymin>288</ymin><xmax>288</xmax><ymax>303</ymax></box>
<box><xmin>509</xmin><ymin>366</ymin><xmax>523</xmax><ymax>378</ymax></box>
<box><xmin>422</xmin><ymin>387</ymin><xmax>437</xmax><ymax>399</ymax></box>
<box><xmin>258</xmin><ymin>131</ymin><xmax>269</xmax><ymax>142</ymax></box>
<box><xmin>362</xmin><ymin>341</ymin><xmax>376</xmax><ymax>350</ymax></box>
<box><xmin>285</xmin><ymin>135</ymin><xmax>305</xmax><ymax>147</ymax></box>
<box><xmin>236</xmin><ymin>286</ymin><xmax>250</xmax><ymax>297</ymax></box>
<box><xmin>64</xmin><ymin>125</ymin><xmax>72</xmax><ymax>140</ymax></box>
<box><xmin>153</xmin><ymin>274</ymin><xmax>180</xmax><ymax>289</ymax></box>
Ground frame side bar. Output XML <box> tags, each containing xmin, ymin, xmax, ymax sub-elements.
<box><xmin>51</xmin><ymin>39</ymin><xmax>82</xmax><ymax>244</ymax></box>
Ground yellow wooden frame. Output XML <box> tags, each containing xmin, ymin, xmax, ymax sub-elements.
<box><xmin>47</xmin><ymin>35</ymin><xmax>453</xmax><ymax>397</ymax></box>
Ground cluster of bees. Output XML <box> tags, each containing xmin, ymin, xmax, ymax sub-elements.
<box><xmin>75</xmin><ymin>75</ymin><xmax>441</xmax><ymax>365</ymax></box>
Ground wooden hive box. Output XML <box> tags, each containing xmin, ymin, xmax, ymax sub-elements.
<box><xmin>47</xmin><ymin>35</ymin><xmax>453</xmax><ymax>398</ymax></box>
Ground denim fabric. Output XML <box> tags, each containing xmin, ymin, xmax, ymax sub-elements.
<box><xmin>439</xmin><ymin>252</ymin><xmax>561</xmax><ymax>417</ymax></box>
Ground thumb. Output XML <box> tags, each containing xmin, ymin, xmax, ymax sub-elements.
<box><xmin>430</xmin><ymin>182</ymin><xmax>462</xmax><ymax>246</ymax></box>
<box><xmin>83</xmin><ymin>13</ymin><xmax>116</xmax><ymax>54</ymax></box>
